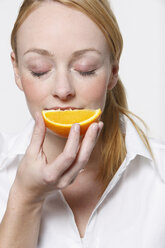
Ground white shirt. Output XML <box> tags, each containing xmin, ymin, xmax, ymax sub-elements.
<box><xmin>0</xmin><ymin>117</ymin><xmax>165</xmax><ymax>248</ymax></box>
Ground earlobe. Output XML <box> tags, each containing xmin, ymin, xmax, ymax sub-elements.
<box><xmin>108</xmin><ymin>62</ymin><xmax>119</xmax><ymax>90</ymax></box>
<box><xmin>10</xmin><ymin>52</ymin><xmax>23</xmax><ymax>91</ymax></box>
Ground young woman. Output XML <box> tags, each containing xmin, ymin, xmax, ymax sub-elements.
<box><xmin>0</xmin><ymin>0</ymin><xmax>165</xmax><ymax>247</ymax></box>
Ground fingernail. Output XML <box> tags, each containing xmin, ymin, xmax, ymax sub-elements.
<box><xmin>99</xmin><ymin>121</ymin><xmax>104</xmax><ymax>131</ymax></box>
<box><xmin>97</xmin><ymin>122</ymin><xmax>104</xmax><ymax>137</ymax></box>
<box><xmin>92</xmin><ymin>123</ymin><xmax>98</xmax><ymax>131</ymax></box>
<box><xmin>73</xmin><ymin>123</ymin><xmax>80</xmax><ymax>132</ymax></box>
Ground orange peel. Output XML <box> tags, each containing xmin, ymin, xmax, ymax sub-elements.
<box><xmin>42</xmin><ymin>108</ymin><xmax>102</xmax><ymax>137</ymax></box>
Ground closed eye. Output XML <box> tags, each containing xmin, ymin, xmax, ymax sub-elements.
<box><xmin>78</xmin><ymin>70</ymin><xmax>96</xmax><ymax>77</ymax></box>
<box><xmin>31</xmin><ymin>71</ymin><xmax>49</xmax><ymax>78</ymax></box>
<box><xmin>31</xmin><ymin>69</ymin><xmax>96</xmax><ymax>78</ymax></box>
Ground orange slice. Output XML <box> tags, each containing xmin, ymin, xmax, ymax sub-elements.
<box><xmin>42</xmin><ymin>108</ymin><xmax>102</xmax><ymax>137</ymax></box>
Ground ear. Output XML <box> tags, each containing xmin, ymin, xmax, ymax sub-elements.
<box><xmin>108</xmin><ymin>62</ymin><xmax>119</xmax><ymax>90</ymax></box>
<box><xmin>10</xmin><ymin>52</ymin><xmax>23</xmax><ymax>91</ymax></box>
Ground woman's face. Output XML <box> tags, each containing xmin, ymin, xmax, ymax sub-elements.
<box><xmin>11</xmin><ymin>1</ymin><xmax>118</xmax><ymax>118</ymax></box>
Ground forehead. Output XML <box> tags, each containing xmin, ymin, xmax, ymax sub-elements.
<box><xmin>16</xmin><ymin>1</ymin><xmax>109</xmax><ymax>56</ymax></box>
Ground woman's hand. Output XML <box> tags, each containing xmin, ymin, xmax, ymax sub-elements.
<box><xmin>11</xmin><ymin>112</ymin><xmax>103</xmax><ymax>204</ymax></box>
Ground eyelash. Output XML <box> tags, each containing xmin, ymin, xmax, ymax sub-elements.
<box><xmin>79</xmin><ymin>70</ymin><xmax>96</xmax><ymax>77</ymax></box>
<box><xmin>31</xmin><ymin>69</ymin><xmax>96</xmax><ymax>78</ymax></box>
<box><xmin>31</xmin><ymin>71</ymin><xmax>48</xmax><ymax>78</ymax></box>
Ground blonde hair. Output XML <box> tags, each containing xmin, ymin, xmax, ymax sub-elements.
<box><xmin>11</xmin><ymin>0</ymin><xmax>154</xmax><ymax>195</ymax></box>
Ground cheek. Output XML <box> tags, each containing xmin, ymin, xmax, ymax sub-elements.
<box><xmin>20</xmin><ymin>76</ymin><xmax>49</xmax><ymax>103</ymax></box>
<box><xmin>79</xmin><ymin>75</ymin><xmax>108</xmax><ymax>103</ymax></box>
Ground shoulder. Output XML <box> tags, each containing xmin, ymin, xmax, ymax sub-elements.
<box><xmin>0</xmin><ymin>130</ymin><xmax>24</xmax><ymax>160</ymax></box>
<box><xmin>149</xmin><ymin>137</ymin><xmax>165</xmax><ymax>159</ymax></box>
<box><xmin>0</xmin><ymin>119</ymin><xmax>34</xmax><ymax>157</ymax></box>
<box><xmin>0</xmin><ymin>131</ymin><xmax>15</xmax><ymax>155</ymax></box>
<box><xmin>148</xmin><ymin>137</ymin><xmax>165</xmax><ymax>181</ymax></box>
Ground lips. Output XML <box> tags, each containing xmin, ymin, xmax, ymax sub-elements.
<box><xmin>45</xmin><ymin>107</ymin><xmax>83</xmax><ymax>111</ymax></box>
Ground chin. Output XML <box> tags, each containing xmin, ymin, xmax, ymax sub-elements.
<box><xmin>46</xmin><ymin>128</ymin><xmax>68</xmax><ymax>139</ymax></box>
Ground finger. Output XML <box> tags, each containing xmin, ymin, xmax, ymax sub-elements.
<box><xmin>27</xmin><ymin>112</ymin><xmax>46</xmax><ymax>156</ymax></box>
<box><xmin>63</xmin><ymin>123</ymin><xmax>80</xmax><ymax>155</ymax></box>
<box><xmin>67</xmin><ymin>121</ymin><xmax>103</xmax><ymax>176</ymax></box>
<box><xmin>56</xmin><ymin>123</ymin><xmax>80</xmax><ymax>172</ymax></box>
<box><xmin>77</xmin><ymin>122</ymin><xmax>100</xmax><ymax>162</ymax></box>
<box><xmin>59</xmin><ymin>122</ymin><xmax>102</xmax><ymax>184</ymax></box>
<box><xmin>96</xmin><ymin>121</ymin><xmax>104</xmax><ymax>142</ymax></box>
<box><xmin>43</xmin><ymin>123</ymin><xmax>81</xmax><ymax>183</ymax></box>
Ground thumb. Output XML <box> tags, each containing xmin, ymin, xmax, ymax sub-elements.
<box><xmin>27</xmin><ymin>112</ymin><xmax>46</xmax><ymax>156</ymax></box>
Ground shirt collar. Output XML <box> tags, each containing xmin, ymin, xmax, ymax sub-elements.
<box><xmin>123</xmin><ymin>115</ymin><xmax>153</xmax><ymax>161</ymax></box>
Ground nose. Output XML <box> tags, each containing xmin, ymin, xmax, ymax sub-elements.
<box><xmin>52</xmin><ymin>70</ymin><xmax>75</xmax><ymax>101</ymax></box>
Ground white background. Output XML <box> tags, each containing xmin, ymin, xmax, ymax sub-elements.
<box><xmin>0</xmin><ymin>0</ymin><xmax>165</xmax><ymax>141</ymax></box>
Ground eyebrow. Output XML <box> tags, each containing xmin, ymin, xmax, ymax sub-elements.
<box><xmin>23</xmin><ymin>48</ymin><xmax>102</xmax><ymax>58</ymax></box>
